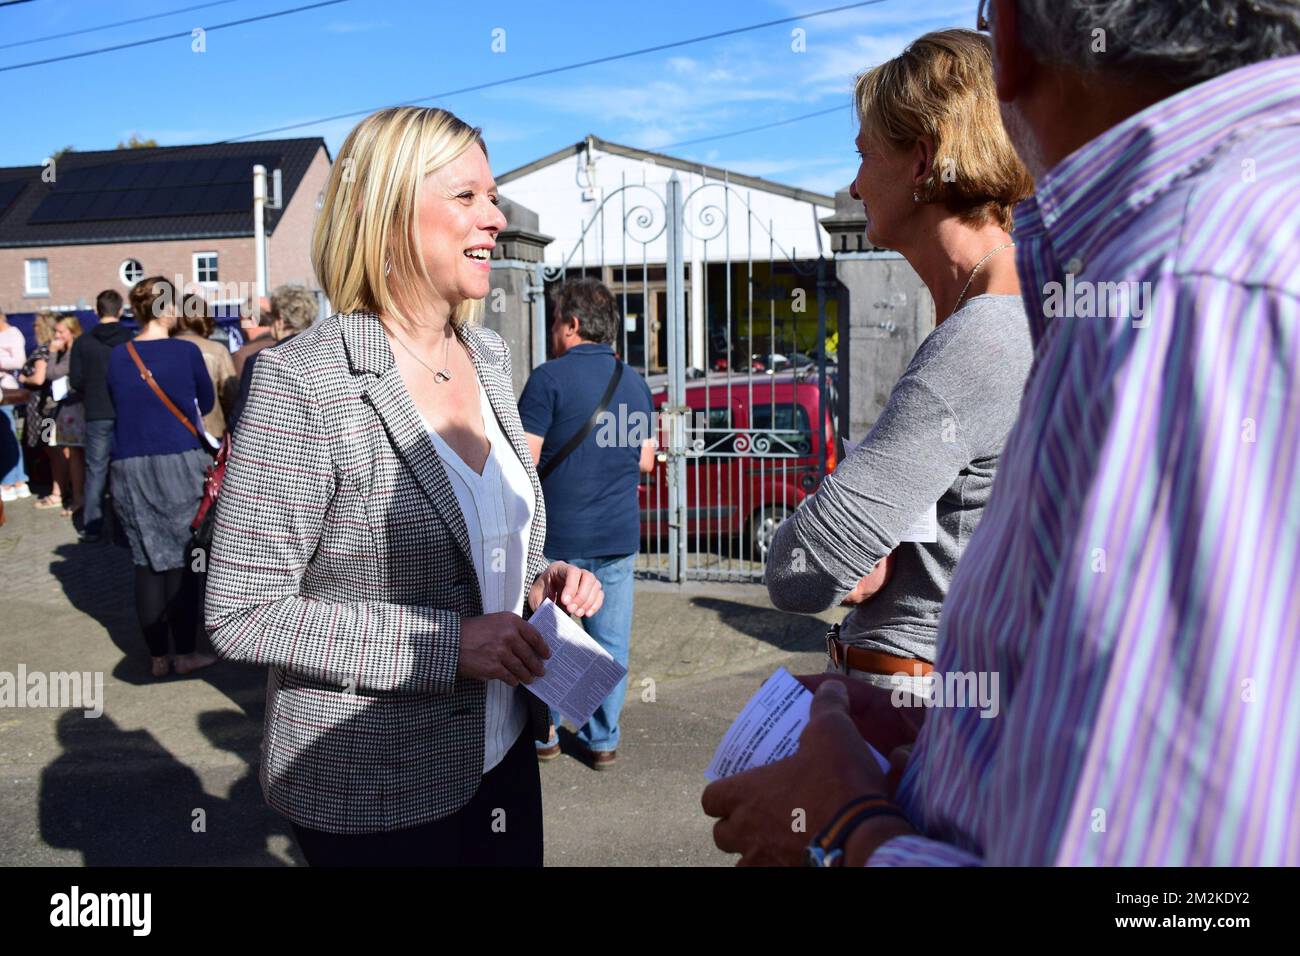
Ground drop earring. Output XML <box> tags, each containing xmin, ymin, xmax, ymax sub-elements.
<box><xmin>913</xmin><ymin>191</ymin><xmax>921</xmax><ymax>203</ymax></box>
<box><xmin>384</xmin><ymin>258</ymin><xmax>392</xmax><ymax>276</ymax></box>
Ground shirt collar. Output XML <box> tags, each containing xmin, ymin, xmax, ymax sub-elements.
<box><xmin>565</xmin><ymin>342</ymin><xmax>614</xmax><ymax>355</ymax></box>
<box><xmin>1014</xmin><ymin>54</ymin><xmax>1300</xmax><ymax>275</ymax></box>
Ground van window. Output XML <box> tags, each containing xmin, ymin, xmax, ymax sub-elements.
<box><xmin>750</xmin><ymin>403</ymin><xmax>812</xmax><ymax>456</ymax></box>
<box><xmin>689</xmin><ymin>406</ymin><xmax>737</xmax><ymax>460</ymax></box>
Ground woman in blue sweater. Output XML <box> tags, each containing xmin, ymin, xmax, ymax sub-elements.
<box><xmin>108</xmin><ymin>277</ymin><xmax>217</xmax><ymax>678</ymax></box>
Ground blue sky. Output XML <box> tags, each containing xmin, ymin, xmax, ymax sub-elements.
<box><xmin>1</xmin><ymin>0</ymin><xmax>979</xmax><ymax>196</ymax></box>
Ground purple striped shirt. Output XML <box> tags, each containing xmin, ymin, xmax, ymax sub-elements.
<box><xmin>870</xmin><ymin>55</ymin><xmax>1300</xmax><ymax>866</ymax></box>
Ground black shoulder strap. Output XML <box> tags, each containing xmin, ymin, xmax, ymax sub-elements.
<box><xmin>538</xmin><ymin>359</ymin><xmax>624</xmax><ymax>481</ymax></box>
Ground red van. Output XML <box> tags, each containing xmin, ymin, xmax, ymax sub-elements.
<box><xmin>639</xmin><ymin>370</ymin><xmax>838</xmax><ymax>559</ymax></box>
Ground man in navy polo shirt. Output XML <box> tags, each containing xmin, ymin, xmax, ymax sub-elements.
<box><xmin>520</xmin><ymin>278</ymin><xmax>655</xmax><ymax>769</ymax></box>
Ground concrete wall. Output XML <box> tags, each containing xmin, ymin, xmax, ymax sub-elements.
<box><xmin>484</xmin><ymin>263</ymin><xmax>539</xmax><ymax>398</ymax></box>
<box><xmin>837</xmin><ymin>254</ymin><xmax>934</xmax><ymax>444</ymax></box>
<box><xmin>482</xmin><ymin>195</ymin><xmax>551</xmax><ymax>398</ymax></box>
<box><xmin>821</xmin><ymin>188</ymin><xmax>934</xmax><ymax>444</ymax></box>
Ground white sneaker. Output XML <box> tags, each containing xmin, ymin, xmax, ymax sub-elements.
<box><xmin>0</xmin><ymin>487</ymin><xmax>15</xmax><ymax>502</ymax></box>
<box><xmin>15</xmin><ymin>483</ymin><xmax>31</xmax><ymax>498</ymax></box>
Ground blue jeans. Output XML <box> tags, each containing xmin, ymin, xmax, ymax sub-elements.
<box><xmin>0</xmin><ymin>404</ymin><xmax>27</xmax><ymax>486</ymax></box>
<box><xmin>82</xmin><ymin>419</ymin><xmax>115</xmax><ymax>534</ymax></box>
<box><xmin>540</xmin><ymin>552</ymin><xmax>636</xmax><ymax>753</ymax></box>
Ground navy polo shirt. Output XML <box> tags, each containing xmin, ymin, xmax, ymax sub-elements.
<box><xmin>518</xmin><ymin>342</ymin><xmax>654</xmax><ymax>559</ymax></box>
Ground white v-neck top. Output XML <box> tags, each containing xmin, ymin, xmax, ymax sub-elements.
<box><xmin>421</xmin><ymin>380</ymin><xmax>534</xmax><ymax>773</ymax></box>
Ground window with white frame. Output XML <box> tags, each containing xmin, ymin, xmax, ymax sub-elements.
<box><xmin>120</xmin><ymin>258</ymin><xmax>144</xmax><ymax>286</ymax></box>
<box><xmin>25</xmin><ymin>258</ymin><xmax>50</xmax><ymax>295</ymax></box>
<box><xmin>193</xmin><ymin>251</ymin><xmax>218</xmax><ymax>285</ymax></box>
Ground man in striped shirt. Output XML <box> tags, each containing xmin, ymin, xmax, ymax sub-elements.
<box><xmin>704</xmin><ymin>0</ymin><xmax>1300</xmax><ymax>865</ymax></box>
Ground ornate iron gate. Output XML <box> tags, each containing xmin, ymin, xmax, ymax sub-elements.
<box><xmin>541</xmin><ymin>172</ymin><xmax>836</xmax><ymax>583</ymax></box>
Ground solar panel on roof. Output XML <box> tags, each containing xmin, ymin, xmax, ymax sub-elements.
<box><xmin>141</xmin><ymin>190</ymin><xmax>168</xmax><ymax>215</ymax></box>
<box><xmin>202</xmin><ymin>182</ymin><xmax>243</xmax><ymax>213</ymax></box>
<box><xmin>49</xmin><ymin>167</ymin><xmax>87</xmax><ymax>191</ymax></box>
<box><xmin>85</xmin><ymin>192</ymin><xmax>118</xmax><ymax>219</ymax></box>
<box><xmin>113</xmin><ymin>190</ymin><xmax>148</xmax><ymax>218</ymax></box>
<box><xmin>154</xmin><ymin>189</ymin><xmax>182</xmax><ymax>216</ymax></box>
<box><xmin>65</xmin><ymin>164</ymin><xmax>111</xmax><ymax>191</ymax></box>
<box><xmin>0</xmin><ymin>180</ymin><xmax>25</xmax><ymax>217</ymax></box>
<box><xmin>26</xmin><ymin>153</ymin><xmax>281</xmax><ymax>224</ymax></box>
<box><xmin>113</xmin><ymin>164</ymin><xmax>149</xmax><ymax>189</ymax></box>
<box><xmin>158</xmin><ymin>161</ymin><xmax>191</xmax><ymax>188</ymax></box>
<box><xmin>32</xmin><ymin>192</ymin><xmax>68</xmax><ymax>219</ymax></box>
<box><xmin>173</xmin><ymin>191</ymin><xmax>203</xmax><ymax>216</ymax></box>
<box><xmin>189</xmin><ymin>158</ymin><xmax>223</xmax><ymax>185</ymax></box>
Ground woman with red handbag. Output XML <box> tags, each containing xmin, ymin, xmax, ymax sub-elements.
<box><xmin>107</xmin><ymin>276</ymin><xmax>218</xmax><ymax>679</ymax></box>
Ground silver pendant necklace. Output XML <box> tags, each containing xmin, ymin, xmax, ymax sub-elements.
<box><xmin>383</xmin><ymin>321</ymin><xmax>453</xmax><ymax>383</ymax></box>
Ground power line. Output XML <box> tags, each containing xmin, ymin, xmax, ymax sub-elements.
<box><xmin>661</xmin><ymin>105</ymin><xmax>850</xmax><ymax>149</ymax></box>
<box><xmin>14</xmin><ymin>0</ymin><xmax>888</xmax><ymax>171</ymax></box>
<box><xmin>221</xmin><ymin>0</ymin><xmax>890</xmax><ymax>142</ymax></box>
<box><xmin>0</xmin><ymin>0</ymin><xmax>241</xmax><ymax>52</ymax></box>
<box><xmin>0</xmin><ymin>0</ymin><xmax>354</xmax><ymax>73</ymax></box>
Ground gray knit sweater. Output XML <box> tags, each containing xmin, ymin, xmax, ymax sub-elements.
<box><xmin>764</xmin><ymin>294</ymin><xmax>1033</xmax><ymax>661</ymax></box>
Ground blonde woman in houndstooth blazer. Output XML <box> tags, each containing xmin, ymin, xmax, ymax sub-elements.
<box><xmin>205</xmin><ymin>107</ymin><xmax>603</xmax><ymax>867</ymax></box>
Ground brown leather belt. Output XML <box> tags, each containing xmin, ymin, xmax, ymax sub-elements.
<box><xmin>826</xmin><ymin>625</ymin><xmax>933</xmax><ymax>677</ymax></box>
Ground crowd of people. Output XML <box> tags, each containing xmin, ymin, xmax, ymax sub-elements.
<box><xmin>0</xmin><ymin>281</ymin><xmax>318</xmax><ymax>680</ymax></box>
<box><xmin>206</xmin><ymin>0</ymin><xmax>1298</xmax><ymax>868</ymax></box>
<box><xmin>6</xmin><ymin>0</ymin><xmax>1296</xmax><ymax>870</ymax></box>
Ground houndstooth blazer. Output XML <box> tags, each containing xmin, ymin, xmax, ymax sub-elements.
<box><xmin>204</xmin><ymin>310</ymin><xmax>550</xmax><ymax>835</ymax></box>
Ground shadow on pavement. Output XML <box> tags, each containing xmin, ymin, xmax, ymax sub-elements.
<box><xmin>47</xmin><ymin>540</ymin><xmax>269</xmax><ymax>721</ymax></box>
<box><xmin>41</xmin><ymin>539</ymin><xmax>294</xmax><ymax>863</ymax></box>
<box><xmin>687</xmin><ymin>596</ymin><xmax>829</xmax><ymax>653</ymax></box>
<box><xmin>39</xmin><ymin>709</ymin><xmax>295</xmax><ymax>865</ymax></box>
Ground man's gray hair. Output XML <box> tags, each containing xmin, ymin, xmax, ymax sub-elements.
<box><xmin>269</xmin><ymin>284</ymin><xmax>318</xmax><ymax>334</ymax></box>
<box><xmin>1015</xmin><ymin>0</ymin><xmax>1300</xmax><ymax>86</ymax></box>
<box><xmin>551</xmin><ymin>277</ymin><xmax>620</xmax><ymax>347</ymax></box>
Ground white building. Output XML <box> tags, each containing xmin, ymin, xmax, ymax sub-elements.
<box><xmin>497</xmin><ymin>135</ymin><xmax>837</xmax><ymax>373</ymax></box>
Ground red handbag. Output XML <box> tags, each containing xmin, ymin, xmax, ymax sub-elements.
<box><xmin>191</xmin><ymin>432</ymin><xmax>231</xmax><ymax>545</ymax></box>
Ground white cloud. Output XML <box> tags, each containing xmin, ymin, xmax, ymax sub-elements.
<box><xmin>488</xmin><ymin>1</ymin><xmax>975</xmax><ymax>155</ymax></box>
<box><xmin>636</xmin><ymin>127</ymin><xmax>684</xmax><ymax>149</ymax></box>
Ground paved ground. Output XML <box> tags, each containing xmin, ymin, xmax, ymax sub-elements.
<box><xmin>0</xmin><ymin>499</ymin><xmax>845</xmax><ymax>866</ymax></box>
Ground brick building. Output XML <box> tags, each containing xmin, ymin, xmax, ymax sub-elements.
<box><xmin>0</xmin><ymin>138</ymin><xmax>330</xmax><ymax>325</ymax></box>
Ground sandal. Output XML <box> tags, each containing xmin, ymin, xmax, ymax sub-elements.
<box><xmin>34</xmin><ymin>495</ymin><xmax>64</xmax><ymax>510</ymax></box>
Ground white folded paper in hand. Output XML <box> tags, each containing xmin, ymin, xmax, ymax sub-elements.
<box><xmin>705</xmin><ymin>667</ymin><xmax>891</xmax><ymax>781</ymax></box>
<box><xmin>525</xmin><ymin>598</ymin><xmax>628</xmax><ymax>729</ymax></box>
<box><xmin>51</xmin><ymin>377</ymin><xmax>69</xmax><ymax>402</ymax></box>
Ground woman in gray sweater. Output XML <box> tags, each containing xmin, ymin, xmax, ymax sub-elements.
<box><xmin>766</xmin><ymin>29</ymin><xmax>1034</xmax><ymax>694</ymax></box>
